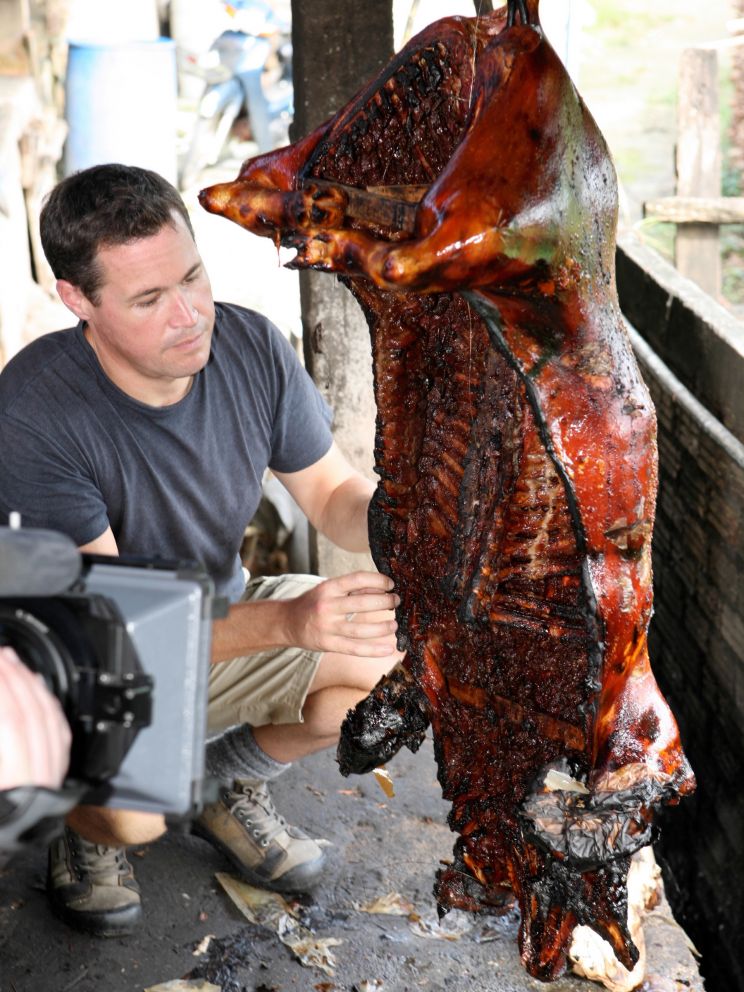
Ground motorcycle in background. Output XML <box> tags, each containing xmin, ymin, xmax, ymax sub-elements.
<box><xmin>178</xmin><ymin>0</ymin><xmax>292</xmax><ymax>190</ymax></box>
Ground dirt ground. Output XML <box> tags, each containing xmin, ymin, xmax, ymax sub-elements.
<box><xmin>0</xmin><ymin>738</ymin><xmax>703</xmax><ymax>992</ymax></box>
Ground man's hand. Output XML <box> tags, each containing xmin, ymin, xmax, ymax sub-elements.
<box><xmin>211</xmin><ymin>571</ymin><xmax>401</xmax><ymax>664</ymax></box>
<box><xmin>0</xmin><ymin>647</ymin><xmax>71</xmax><ymax>791</ymax></box>
<box><xmin>284</xmin><ymin>571</ymin><xmax>399</xmax><ymax>657</ymax></box>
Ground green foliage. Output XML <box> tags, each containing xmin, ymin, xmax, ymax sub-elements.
<box><xmin>590</xmin><ymin>0</ymin><xmax>674</xmax><ymax>36</ymax></box>
<box><xmin>721</xmin><ymin>224</ymin><xmax>744</xmax><ymax>303</ymax></box>
<box><xmin>634</xmin><ymin>218</ymin><xmax>675</xmax><ymax>263</ymax></box>
<box><xmin>722</xmin><ymin>160</ymin><xmax>742</xmax><ymax>198</ymax></box>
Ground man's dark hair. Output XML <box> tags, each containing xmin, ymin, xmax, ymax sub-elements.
<box><xmin>40</xmin><ymin>163</ymin><xmax>195</xmax><ymax>304</ymax></box>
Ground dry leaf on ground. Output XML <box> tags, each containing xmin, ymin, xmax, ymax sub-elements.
<box><xmin>145</xmin><ymin>980</ymin><xmax>221</xmax><ymax>991</ymax></box>
<box><xmin>409</xmin><ymin>911</ymin><xmax>474</xmax><ymax>942</ymax></box>
<box><xmin>216</xmin><ymin>872</ymin><xmax>342</xmax><ymax>977</ymax></box>
<box><xmin>354</xmin><ymin>892</ymin><xmax>415</xmax><ymax>916</ymax></box>
<box><xmin>192</xmin><ymin>934</ymin><xmax>215</xmax><ymax>957</ymax></box>
<box><xmin>372</xmin><ymin>768</ymin><xmax>395</xmax><ymax>798</ymax></box>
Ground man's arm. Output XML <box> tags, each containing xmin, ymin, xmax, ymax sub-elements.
<box><xmin>273</xmin><ymin>441</ymin><xmax>374</xmax><ymax>553</ymax></box>
<box><xmin>81</xmin><ymin>527</ymin><xmax>398</xmax><ymax>665</ymax></box>
<box><xmin>79</xmin><ymin>528</ymin><xmax>119</xmax><ymax>555</ymax></box>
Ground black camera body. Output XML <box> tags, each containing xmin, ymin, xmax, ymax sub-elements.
<box><xmin>0</xmin><ymin>525</ymin><xmax>222</xmax><ymax>851</ymax></box>
<box><xmin>1</xmin><ymin>588</ymin><xmax>152</xmax><ymax>785</ymax></box>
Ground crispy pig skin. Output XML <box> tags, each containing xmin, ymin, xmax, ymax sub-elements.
<box><xmin>199</xmin><ymin>0</ymin><xmax>695</xmax><ymax>979</ymax></box>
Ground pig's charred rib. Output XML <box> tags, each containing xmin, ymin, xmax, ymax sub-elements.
<box><xmin>464</xmin><ymin>291</ymin><xmax>604</xmax><ymax>691</ymax></box>
<box><xmin>448</xmin><ymin>681</ymin><xmax>585</xmax><ymax>751</ymax></box>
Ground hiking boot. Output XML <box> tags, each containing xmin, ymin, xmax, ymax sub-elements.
<box><xmin>47</xmin><ymin>827</ymin><xmax>142</xmax><ymax>936</ymax></box>
<box><xmin>194</xmin><ymin>778</ymin><xmax>325</xmax><ymax>892</ymax></box>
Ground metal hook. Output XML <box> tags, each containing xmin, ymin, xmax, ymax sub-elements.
<box><xmin>507</xmin><ymin>0</ymin><xmax>530</xmax><ymax>27</ymax></box>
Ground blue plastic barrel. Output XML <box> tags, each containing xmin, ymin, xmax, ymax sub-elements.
<box><xmin>64</xmin><ymin>38</ymin><xmax>178</xmax><ymax>184</ymax></box>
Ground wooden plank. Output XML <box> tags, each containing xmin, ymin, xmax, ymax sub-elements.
<box><xmin>644</xmin><ymin>195</ymin><xmax>744</xmax><ymax>224</ymax></box>
<box><xmin>675</xmin><ymin>47</ymin><xmax>721</xmax><ymax>297</ymax></box>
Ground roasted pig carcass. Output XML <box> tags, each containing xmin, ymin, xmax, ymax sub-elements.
<box><xmin>200</xmin><ymin>0</ymin><xmax>695</xmax><ymax>981</ymax></box>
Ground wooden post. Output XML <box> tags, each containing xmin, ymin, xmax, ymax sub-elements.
<box><xmin>730</xmin><ymin>0</ymin><xmax>744</xmax><ymax>174</ymax></box>
<box><xmin>290</xmin><ymin>1</ymin><xmax>395</xmax><ymax>577</ymax></box>
<box><xmin>676</xmin><ymin>47</ymin><xmax>721</xmax><ymax>297</ymax></box>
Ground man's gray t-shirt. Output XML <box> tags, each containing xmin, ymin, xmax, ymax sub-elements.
<box><xmin>0</xmin><ymin>302</ymin><xmax>333</xmax><ymax>601</ymax></box>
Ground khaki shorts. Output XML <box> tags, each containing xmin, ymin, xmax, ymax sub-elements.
<box><xmin>207</xmin><ymin>573</ymin><xmax>323</xmax><ymax>734</ymax></box>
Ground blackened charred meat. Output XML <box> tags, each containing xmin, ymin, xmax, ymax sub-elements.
<box><xmin>199</xmin><ymin>0</ymin><xmax>695</xmax><ymax>980</ymax></box>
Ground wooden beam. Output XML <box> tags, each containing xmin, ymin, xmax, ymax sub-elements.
<box><xmin>675</xmin><ymin>47</ymin><xmax>721</xmax><ymax>297</ymax></box>
<box><xmin>644</xmin><ymin>196</ymin><xmax>744</xmax><ymax>225</ymax></box>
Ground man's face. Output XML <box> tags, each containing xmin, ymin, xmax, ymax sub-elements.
<box><xmin>77</xmin><ymin>212</ymin><xmax>215</xmax><ymax>405</ymax></box>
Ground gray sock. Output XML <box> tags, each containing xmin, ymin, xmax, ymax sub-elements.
<box><xmin>206</xmin><ymin>724</ymin><xmax>290</xmax><ymax>785</ymax></box>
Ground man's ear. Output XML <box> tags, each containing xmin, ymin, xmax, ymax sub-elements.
<box><xmin>56</xmin><ymin>280</ymin><xmax>94</xmax><ymax>321</ymax></box>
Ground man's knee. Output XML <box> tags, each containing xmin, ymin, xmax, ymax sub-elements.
<box><xmin>310</xmin><ymin>650</ymin><xmax>401</xmax><ymax>696</ymax></box>
<box><xmin>67</xmin><ymin>805</ymin><xmax>166</xmax><ymax>846</ymax></box>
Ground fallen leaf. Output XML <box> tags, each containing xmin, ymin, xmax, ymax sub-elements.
<box><xmin>409</xmin><ymin>911</ymin><xmax>474</xmax><ymax>942</ymax></box>
<box><xmin>215</xmin><ymin>873</ymin><xmax>342</xmax><ymax>976</ymax></box>
<box><xmin>353</xmin><ymin>981</ymin><xmax>384</xmax><ymax>991</ymax></box>
<box><xmin>373</xmin><ymin>767</ymin><xmax>395</xmax><ymax>798</ymax></box>
<box><xmin>285</xmin><ymin>932</ymin><xmax>343</xmax><ymax>974</ymax></box>
<box><xmin>145</xmin><ymin>981</ymin><xmax>221</xmax><ymax>991</ymax></box>
<box><xmin>306</xmin><ymin>784</ymin><xmax>326</xmax><ymax>799</ymax></box>
<box><xmin>337</xmin><ymin>787</ymin><xmax>363</xmax><ymax>797</ymax></box>
<box><xmin>216</xmin><ymin>872</ymin><xmax>297</xmax><ymax>923</ymax></box>
<box><xmin>192</xmin><ymin>934</ymin><xmax>215</xmax><ymax>957</ymax></box>
<box><xmin>354</xmin><ymin>892</ymin><xmax>415</xmax><ymax>916</ymax></box>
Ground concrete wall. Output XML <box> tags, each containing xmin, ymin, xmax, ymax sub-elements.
<box><xmin>619</xmin><ymin>237</ymin><xmax>744</xmax><ymax>992</ymax></box>
<box><xmin>0</xmin><ymin>77</ymin><xmax>37</xmax><ymax>365</ymax></box>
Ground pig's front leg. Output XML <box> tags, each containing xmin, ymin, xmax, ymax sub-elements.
<box><xmin>282</xmin><ymin>215</ymin><xmax>556</xmax><ymax>296</ymax></box>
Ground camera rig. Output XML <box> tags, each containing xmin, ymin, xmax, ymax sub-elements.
<box><xmin>0</xmin><ymin>524</ymin><xmax>221</xmax><ymax>852</ymax></box>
